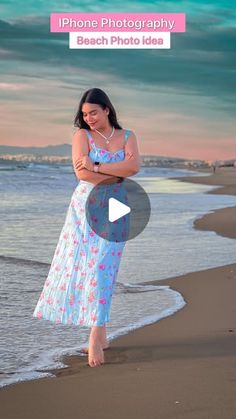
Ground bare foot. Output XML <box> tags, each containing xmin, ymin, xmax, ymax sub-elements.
<box><xmin>88</xmin><ymin>341</ymin><xmax>104</xmax><ymax>367</ymax></box>
<box><xmin>99</xmin><ymin>338</ymin><xmax>110</xmax><ymax>348</ymax></box>
<box><xmin>81</xmin><ymin>345</ymin><xmax>110</xmax><ymax>354</ymax></box>
<box><xmin>81</xmin><ymin>338</ymin><xmax>110</xmax><ymax>354</ymax></box>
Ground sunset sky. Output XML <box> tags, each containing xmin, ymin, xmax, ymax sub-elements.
<box><xmin>0</xmin><ymin>1</ymin><xmax>235</xmax><ymax>160</ymax></box>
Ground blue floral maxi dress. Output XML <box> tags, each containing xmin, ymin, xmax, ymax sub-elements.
<box><xmin>33</xmin><ymin>129</ymin><xmax>131</xmax><ymax>327</ymax></box>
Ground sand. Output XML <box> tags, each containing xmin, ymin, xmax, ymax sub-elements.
<box><xmin>1</xmin><ymin>166</ymin><xmax>236</xmax><ymax>419</ymax></box>
<box><xmin>171</xmin><ymin>166</ymin><xmax>236</xmax><ymax>239</ymax></box>
<box><xmin>173</xmin><ymin>166</ymin><xmax>236</xmax><ymax>197</ymax></box>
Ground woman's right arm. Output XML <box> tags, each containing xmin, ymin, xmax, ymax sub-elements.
<box><xmin>72</xmin><ymin>129</ymin><xmax>120</xmax><ymax>185</ymax></box>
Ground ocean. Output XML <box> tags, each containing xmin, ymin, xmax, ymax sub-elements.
<box><xmin>1</xmin><ymin>162</ymin><xmax>236</xmax><ymax>389</ymax></box>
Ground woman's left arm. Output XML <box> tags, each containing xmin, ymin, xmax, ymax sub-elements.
<box><xmin>99</xmin><ymin>131</ymin><xmax>141</xmax><ymax>177</ymax></box>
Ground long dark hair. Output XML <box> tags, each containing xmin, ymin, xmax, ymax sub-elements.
<box><xmin>74</xmin><ymin>88</ymin><xmax>122</xmax><ymax>129</ymax></box>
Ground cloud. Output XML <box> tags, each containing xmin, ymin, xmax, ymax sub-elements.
<box><xmin>0</xmin><ymin>2</ymin><xmax>235</xmax><ymax>157</ymax></box>
<box><xmin>0</xmin><ymin>7</ymin><xmax>235</xmax><ymax>117</ymax></box>
<box><xmin>0</xmin><ymin>82</ymin><xmax>30</xmax><ymax>91</ymax></box>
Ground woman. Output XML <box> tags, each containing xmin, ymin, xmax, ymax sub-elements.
<box><xmin>33</xmin><ymin>88</ymin><xmax>140</xmax><ymax>367</ymax></box>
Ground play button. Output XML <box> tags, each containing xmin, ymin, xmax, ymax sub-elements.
<box><xmin>108</xmin><ymin>198</ymin><xmax>131</xmax><ymax>222</ymax></box>
<box><xmin>85</xmin><ymin>178</ymin><xmax>151</xmax><ymax>242</ymax></box>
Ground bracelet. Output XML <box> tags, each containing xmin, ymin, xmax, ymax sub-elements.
<box><xmin>117</xmin><ymin>177</ymin><xmax>124</xmax><ymax>183</ymax></box>
<box><xmin>93</xmin><ymin>161</ymin><xmax>100</xmax><ymax>173</ymax></box>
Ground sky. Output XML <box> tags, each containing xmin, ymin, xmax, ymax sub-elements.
<box><xmin>0</xmin><ymin>1</ymin><xmax>235</xmax><ymax>160</ymax></box>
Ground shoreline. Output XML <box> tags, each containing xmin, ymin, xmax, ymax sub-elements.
<box><xmin>1</xmin><ymin>166</ymin><xmax>236</xmax><ymax>418</ymax></box>
<box><xmin>171</xmin><ymin>165</ymin><xmax>236</xmax><ymax>196</ymax></box>
<box><xmin>171</xmin><ymin>166</ymin><xmax>236</xmax><ymax>239</ymax></box>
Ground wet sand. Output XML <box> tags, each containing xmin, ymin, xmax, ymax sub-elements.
<box><xmin>171</xmin><ymin>166</ymin><xmax>236</xmax><ymax>239</ymax></box>
<box><xmin>1</xmin><ymin>166</ymin><xmax>236</xmax><ymax>419</ymax></box>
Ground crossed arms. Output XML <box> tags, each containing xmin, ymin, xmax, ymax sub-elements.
<box><xmin>72</xmin><ymin>128</ymin><xmax>141</xmax><ymax>185</ymax></box>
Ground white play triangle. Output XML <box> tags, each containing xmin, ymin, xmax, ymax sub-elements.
<box><xmin>108</xmin><ymin>197</ymin><xmax>131</xmax><ymax>222</ymax></box>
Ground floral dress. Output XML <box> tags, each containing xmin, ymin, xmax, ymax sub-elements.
<box><xmin>32</xmin><ymin>129</ymin><xmax>131</xmax><ymax>327</ymax></box>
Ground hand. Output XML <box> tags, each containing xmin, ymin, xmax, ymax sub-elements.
<box><xmin>75</xmin><ymin>156</ymin><xmax>94</xmax><ymax>171</ymax></box>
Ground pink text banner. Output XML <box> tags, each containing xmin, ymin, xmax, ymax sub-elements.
<box><xmin>50</xmin><ymin>13</ymin><xmax>186</xmax><ymax>33</ymax></box>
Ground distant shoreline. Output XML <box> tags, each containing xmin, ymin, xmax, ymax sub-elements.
<box><xmin>1</xmin><ymin>156</ymin><xmax>234</xmax><ymax>170</ymax></box>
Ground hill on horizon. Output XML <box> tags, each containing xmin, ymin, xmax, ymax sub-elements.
<box><xmin>0</xmin><ymin>144</ymin><xmax>189</xmax><ymax>161</ymax></box>
<box><xmin>1</xmin><ymin>144</ymin><xmax>234</xmax><ymax>163</ymax></box>
<box><xmin>0</xmin><ymin>144</ymin><xmax>72</xmax><ymax>156</ymax></box>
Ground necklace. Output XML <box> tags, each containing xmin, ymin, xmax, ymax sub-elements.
<box><xmin>94</xmin><ymin>126</ymin><xmax>115</xmax><ymax>144</ymax></box>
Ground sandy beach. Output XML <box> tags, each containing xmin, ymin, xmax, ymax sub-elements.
<box><xmin>1</xmin><ymin>166</ymin><xmax>236</xmax><ymax>419</ymax></box>
<box><xmin>171</xmin><ymin>166</ymin><xmax>236</xmax><ymax>240</ymax></box>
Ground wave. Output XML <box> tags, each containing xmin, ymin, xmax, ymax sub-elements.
<box><xmin>0</xmin><ymin>164</ymin><xmax>29</xmax><ymax>171</ymax></box>
<box><xmin>0</xmin><ymin>255</ymin><xmax>49</xmax><ymax>268</ymax></box>
<box><xmin>115</xmin><ymin>281</ymin><xmax>170</xmax><ymax>294</ymax></box>
<box><xmin>0</xmin><ymin>255</ymin><xmax>169</xmax><ymax>297</ymax></box>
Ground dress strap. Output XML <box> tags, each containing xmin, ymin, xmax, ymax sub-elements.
<box><xmin>124</xmin><ymin>129</ymin><xmax>131</xmax><ymax>143</ymax></box>
<box><xmin>84</xmin><ymin>129</ymin><xmax>95</xmax><ymax>149</ymax></box>
<box><xmin>85</xmin><ymin>128</ymin><xmax>130</xmax><ymax>148</ymax></box>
